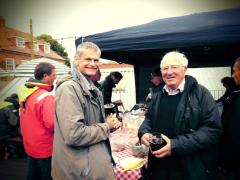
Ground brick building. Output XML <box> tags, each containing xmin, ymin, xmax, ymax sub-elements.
<box><xmin>0</xmin><ymin>16</ymin><xmax>64</xmax><ymax>75</ymax></box>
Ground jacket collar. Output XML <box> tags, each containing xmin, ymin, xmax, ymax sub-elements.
<box><xmin>19</xmin><ymin>78</ymin><xmax>53</xmax><ymax>103</ymax></box>
<box><xmin>25</xmin><ymin>78</ymin><xmax>53</xmax><ymax>91</ymax></box>
<box><xmin>75</xmin><ymin>70</ymin><xmax>95</xmax><ymax>91</ymax></box>
<box><xmin>71</xmin><ymin>68</ymin><xmax>99</xmax><ymax>97</ymax></box>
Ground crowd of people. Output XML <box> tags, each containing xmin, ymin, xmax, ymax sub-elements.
<box><xmin>0</xmin><ymin>41</ymin><xmax>239</xmax><ymax>180</ymax></box>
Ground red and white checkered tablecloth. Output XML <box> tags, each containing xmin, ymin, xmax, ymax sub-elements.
<box><xmin>113</xmin><ymin>145</ymin><xmax>142</xmax><ymax>180</ymax></box>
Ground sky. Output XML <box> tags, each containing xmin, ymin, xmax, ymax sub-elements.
<box><xmin>1</xmin><ymin>0</ymin><xmax>240</xmax><ymax>60</ymax></box>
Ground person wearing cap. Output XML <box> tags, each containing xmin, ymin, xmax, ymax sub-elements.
<box><xmin>138</xmin><ymin>51</ymin><xmax>222</xmax><ymax>180</ymax></box>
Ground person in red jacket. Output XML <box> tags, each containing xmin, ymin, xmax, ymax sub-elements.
<box><xmin>19</xmin><ymin>62</ymin><xmax>56</xmax><ymax>180</ymax></box>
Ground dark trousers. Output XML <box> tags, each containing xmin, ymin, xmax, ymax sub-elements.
<box><xmin>141</xmin><ymin>165</ymin><xmax>184</xmax><ymax>180</ymax></box>
<box><xmin>26</xmin><ymin>155</ymin><xmax>52</xmax><ymax>180</ymax></box>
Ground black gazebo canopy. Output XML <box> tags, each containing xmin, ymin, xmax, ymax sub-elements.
<box><xmin>76</xmin><ymin>8</ymin><xmax>240</xmax><ymax>102</ymax></box>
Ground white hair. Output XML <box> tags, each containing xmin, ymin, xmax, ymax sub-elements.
<box><xmin>160</xmin><ymin>51</ymin><xmax>188</xmax><ymax>68</ymax></box>
<box><xmin>75</xmin><ymin>41</ymin><xmax>101</xmax><ymax>60</ymax></box>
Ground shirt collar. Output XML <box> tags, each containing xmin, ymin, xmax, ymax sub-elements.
<box><xmin>163</xmin><ymin>78</ymin><xmax>185</xmax><ymax>95</ymax></box>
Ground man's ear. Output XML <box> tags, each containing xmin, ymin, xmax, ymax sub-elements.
<box><xmin>43</xmin><ymin>73</ymin><xmax>48</xmax><ymax>78</ymax></box>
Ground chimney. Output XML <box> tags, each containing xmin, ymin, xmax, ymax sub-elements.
<box><xmin>0</xmin><ymin>16</ymin><xmax>6</xmax><ymax>27</ymax></box>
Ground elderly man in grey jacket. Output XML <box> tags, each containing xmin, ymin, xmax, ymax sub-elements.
<box><xmin>52</xmin><ymin>42</ymin><xmax>121</xmax><ymax>180</ymax></box>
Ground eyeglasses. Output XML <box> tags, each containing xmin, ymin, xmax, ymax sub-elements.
<box><xmin>161</xmin><ymin>65</ymin><xmax>184</xmax><ymax>73</ymax></box>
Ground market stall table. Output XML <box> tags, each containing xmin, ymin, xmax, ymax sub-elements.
<box><xmin>110</xmin><ymin>126</ymin><xmax>147</xmax><ymax>180</ymax></box>
<box><xmin>113</xmin><ymin>144</ymin><xmax>144</xmax><ymax>180</ymax></box>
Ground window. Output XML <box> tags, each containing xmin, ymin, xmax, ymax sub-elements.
<box><xmin>16</xmin><ymin>37</ymin><xmax>25</xmax><ymax>48</ymax></box>
<box><xmin>5</xmin><ymin>58</ymin><xmax>15</xmax><ymax>71</ymax></box>
<box><xmin>44</xmin><ymin>43</ymin><xmax>50</xmax><ymax>53</ymax></box>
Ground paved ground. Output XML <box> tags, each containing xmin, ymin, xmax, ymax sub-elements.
<box><xmin>0</xmin><ymin>157</ymin><xmax>27</xmax><ymax>180</ymax></box>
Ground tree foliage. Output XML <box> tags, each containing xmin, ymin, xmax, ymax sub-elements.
<box><xmin>37</xmin><ymin>34</ymin><xmax>70</xmax><ymax>67</ymax></box>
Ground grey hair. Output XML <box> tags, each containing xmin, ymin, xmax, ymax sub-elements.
<box><xmin>160</xmin><ymin>51</ymin><xmax>188</xmax><ymax>68</ymax></box>
<box><xmin>235</xmin><ymin>57</ymin><xmax>240</xmax><ymax>70</ymax></box>
<box><xmin>75</xmin><ymin>42</ymin><xmax>101</xmax><ymax>60</ymax></box>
